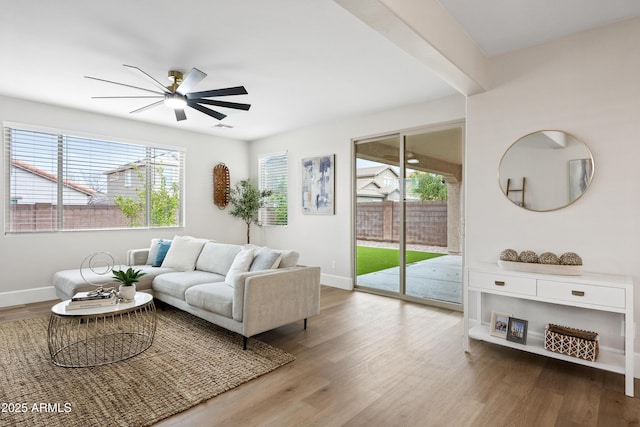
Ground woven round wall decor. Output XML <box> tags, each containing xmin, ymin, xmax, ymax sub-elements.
<box><xmin>213</xmin><ymin>163</ymin><xmax>230</xmax><ymax>209</ymax></box>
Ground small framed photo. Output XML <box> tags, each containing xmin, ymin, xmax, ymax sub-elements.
<box><xmin>490</xmin><ymin>311</ymin><xmax>510</xmax><ymax>339</ymax></box>
<box><xmin>507</xmin><ymin>317</ymin><xmax>528</xmax><ymax>345</ymax></box>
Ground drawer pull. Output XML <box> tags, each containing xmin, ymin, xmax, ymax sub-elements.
<box><xmin>494</xmin><ymin>281</ymin><xmax>505</xmax><ymax>286</ymax></box>
<box><xmin>571</xmin><ymin>290</ymin><xmax>585</xmax><ymax>297</ymax></box>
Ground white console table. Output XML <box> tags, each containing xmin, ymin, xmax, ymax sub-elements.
<box><xmin>464</xmin><ymin>263</ymin><xmax>634</xmax><ymax>397</ymax></box>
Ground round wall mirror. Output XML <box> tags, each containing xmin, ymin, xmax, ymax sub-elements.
<box><xmin>498</xmin><ymin>130</ymin><xmax>594</xmax><ymax>211</ymax></box>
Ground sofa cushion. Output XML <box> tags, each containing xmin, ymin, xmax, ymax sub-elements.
<box><xmin>146</xmin><ymin>238</ymin><xmax>161</xmax><ymax>265</ymax></box>
<box><xmin>146</xmin><ymin>238</ymin><xmax>172</xmax><ymax>265</ymax></box>
<box><xmin>250</xmin><ymin>247</ymin><xmax>282</xmax><ymax>271</ymax></box>
<box><xmin>152</xmin><ymin>270</ymin><xmax>225</xmax><ymax>300</ymax></box>
<box><xmin>225</xmin><ymin>248</ymin><xmax>255</xmax><ymax>286</ymax></box>
<box><xmin>53</xmin><ymin>265</ymin><xmax>174</xmax><ymax>300</ymax></box>
<box><xmin>275</xmin><ymin>250</ymin><xmax>299</xmax><ymax>268</ymax></box>
<box><xmin>161</xmin><ymin>235</ymin><xmax>207</xmax><ymax>271</ymax></box>
<box><xmin>196</xmin><ymin>242</ymin><xmax>242</xmax><ymax>275</ymax></box>
<box><xmin>185</xmin><ymin>282</ymin><xmax>233</xmax><ymax>318</ymax></box>
<box><xmin>153</xmin><ymin>239</ymin><xmax>172</xmax><ymax>267</ymax></box>
<box><xmin>244</xmin><ymin>245</ymin><xmax>299</xmax><ymax>268</ymax></box>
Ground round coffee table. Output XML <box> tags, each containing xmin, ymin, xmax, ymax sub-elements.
<box><xmin>48</xmin><ymin>292</ymin><xmax>156</xmax><ymax>367</ymax></box>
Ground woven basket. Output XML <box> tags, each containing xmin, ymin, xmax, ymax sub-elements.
<box><xmin>544</xmin><ymin>324</ymin><xmax>599</xmax><ymax>362</ymax></box>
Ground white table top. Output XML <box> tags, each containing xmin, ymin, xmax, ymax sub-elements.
<box><xmin>51</xmin><ymin>292</ymin><xmax>153</xmax><ymax>316</ymax></box>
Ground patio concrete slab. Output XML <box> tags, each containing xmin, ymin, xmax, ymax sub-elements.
<box><xmin>357</xmin><ymin>255</ymin><xmax>462</xmax><ymax>304</ymax></box>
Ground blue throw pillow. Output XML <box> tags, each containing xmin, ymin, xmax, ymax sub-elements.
<box><xmin>153</xmin><ymin>239</ymin><xmax>172</xmax><ymax>267</ymax></box>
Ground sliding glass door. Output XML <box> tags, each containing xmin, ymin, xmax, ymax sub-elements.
<box><xmin>354</xmin><ymin>134</ymin><xmax>401</xmax><ymax>293</ymax></box>
<box><xmin>354</xmin><ymin>124</ymin><xmax>464</xmax><ymax>308</ymax></box>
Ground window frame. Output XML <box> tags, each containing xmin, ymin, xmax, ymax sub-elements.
<box><xmin>258</xmin><ymin>151</ymin><xmax>288</xmax><ymax>227</ymax></box>
<box><xmin>4</xmin><ymin>122</ymin><xmax>185</xmax><ymax>233</ymax></box>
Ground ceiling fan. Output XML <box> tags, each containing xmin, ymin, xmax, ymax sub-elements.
<box><xmin>85</xmin><ymin>64</ymin><xmax>251</xmax><ymax>122</ymax></box>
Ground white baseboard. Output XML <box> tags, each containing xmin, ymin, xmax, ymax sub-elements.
<box><xmin>320</xmin><ymin>273</ymin><xmax>353</xmax><ymax>290</ymax></box>
<box><xmin>0</xmin><ymin>286</ymin><xmax>59</xmax><ymax>308</ymax></box>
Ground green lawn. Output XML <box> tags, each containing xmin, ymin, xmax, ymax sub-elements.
<box><xmin>356</xmin><ymin>246</ymin><xmax>445</xmax><ymax>276</ymax></box>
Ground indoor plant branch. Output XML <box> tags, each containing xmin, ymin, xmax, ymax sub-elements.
<box><xmin>228</xmin><ymin>180</ymin><xmax>272</xmax><ymax>244</ymax></box>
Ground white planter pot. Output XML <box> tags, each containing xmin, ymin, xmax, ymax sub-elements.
<box><xmin>119</xmin><ymin>284</ymin><xmax>136</xmax><ymax>300</ymax></box>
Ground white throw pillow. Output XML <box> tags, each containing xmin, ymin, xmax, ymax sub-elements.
<box><xmin>146</xmin><ymin>238</ymin><xmax>161</xmax><ymax>265</ymax></box>
<box><xmin>250</xmin><ymin>247</ymin><xmax>282</xmax><ymax>271</ymax></box>
<box><xmin>161</xmin><ymin>235</ymin><xmax>207</xmax><ymax>271</ymax></box>
<box><xmin>225</xmin><ymin>248</ymin><xmax>255</xmax><ymax>286</ymax></box>
<box><xmin>275</xmin><ymin>250</ymin><xmax>300</xmax><ymax>268</ymax></box>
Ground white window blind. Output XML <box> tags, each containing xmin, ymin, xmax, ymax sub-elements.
<box><xmin>4</xmin><ymin>125</ymin><xmax>184</xmax><ymax>233</ymax></box>
<box><xmin>258</xmin><ymin>152</ymin><xmax>288</xmax><ymax>226</ymax></box>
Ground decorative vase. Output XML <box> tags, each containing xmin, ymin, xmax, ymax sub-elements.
<box><xmin>119</xmin><ymin>284</ymin><xmax>136</xmax><ymax>300</ymax></box>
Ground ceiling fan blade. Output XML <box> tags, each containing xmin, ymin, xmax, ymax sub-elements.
<box><xmin>174</xmin><ymin>109</ymin><xmax>187</xmax><ymax>121</ymax></box>
<box><xmin>187</xmin><ymin>101</ymin><xmax>227</xmax><ymax>120</ymax></box>
<box><xmin>186</xmin><ymin>86</ymin><xmax>248</xmax><ymax>99</ymax></box>
<box><xmin>123</xmin><ymin>64</ymin><xmax>170</xmax><ymax>93</ymax></box>
<box><xmin>85</xmin><ymin>76</ymin><xmax>165</xmax><ymax>96</ymax></box>
<box><xmin>130</xmin><ymin>100</ymin><xmax>164</xmax><ymax>114</ymax></box>
<box><xmin>193</xmin><ymin>98</ymin><xmax>251</xmax><ymax>111</ymax></box>
<box><xmin>176</xmin><ymin>68</ymin><xmax>207</xmax><ymax>95</ymax></box>
<box><xmin>91</xmin><ymin>96</ymin><xmax>164</xmax><ymax>99</ymax></box>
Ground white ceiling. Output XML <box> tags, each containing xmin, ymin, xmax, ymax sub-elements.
<box><xmin>438</xmin><ymin>0</ymin><xmax>640</xmax><ymax>56</ymax></box>
<box><xmin>1</xmin><ymin>1</ymin><xmax>638</xmax><ymax>141</ymax></box>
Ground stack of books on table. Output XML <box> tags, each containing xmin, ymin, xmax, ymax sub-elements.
<box><xmin>66</xmin><ymin>291</ymin><xmax>117</xmax><ymax>310</ymax></box>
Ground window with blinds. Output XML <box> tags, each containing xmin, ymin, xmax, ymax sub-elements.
<box><xmin>4</xmin><ymin>125</ymin><xmax>184</xmax><ymax>233</ymax></box>
<box><xmin>258</xmin><ymin>152</ymin><xmax>288</xmax><ymax>226</ymax></box>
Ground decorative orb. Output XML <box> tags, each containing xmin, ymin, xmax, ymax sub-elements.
<box><xmin>539</xmin><ymin>252</ymin><xmax>560</xmax><ymax>265</ymax></box>
<box><xmin>518</xmin><ymin>250</ymin><xmax>539</xmax><ymax>263</ymax></box>
<box><xmin>500</xmin><ymin>249</ymin><xmax>518</xmax><ymax>262</ymax></box>
<box><xmin>560</xmin><ymin>252</ymin><xmax>583</xmax><ymax>265</ymax></box>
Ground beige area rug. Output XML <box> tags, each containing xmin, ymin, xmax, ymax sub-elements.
<box><xmin>0</xmin><ymin>306</ymin><xmax>295</xmax><ymax>427</ymax></box>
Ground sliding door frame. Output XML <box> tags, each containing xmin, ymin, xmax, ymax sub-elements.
<box><xmin>352</xmin><ymin>121</ymin><xmax>465</xmax><ymax>311</ymax></box>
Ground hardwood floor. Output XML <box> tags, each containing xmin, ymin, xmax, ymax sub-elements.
<box><xmin>2</xmin><ymin>287</ymin><xmax>638</xmax><ymax>426</ymax></box>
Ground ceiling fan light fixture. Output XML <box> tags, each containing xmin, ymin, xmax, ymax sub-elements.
<box><xmin>87</xmin><ymin>65</ymin><xmax>251</xmax><ymax>123</ymax></box>
<box><xmin>164</xmin><ymin>93</ymin><xmax>187</xmax><ymax>109</ymax></box>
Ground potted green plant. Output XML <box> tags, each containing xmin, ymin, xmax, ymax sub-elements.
<box><xmin>228</xmin><ymin>179</ymin><xmax>272</xmax><ymax>243</ymax></box>
<box><xmin>112</xmin><ymin>267</ymin><xmax>146</xmax><ymax>300</ymax></box>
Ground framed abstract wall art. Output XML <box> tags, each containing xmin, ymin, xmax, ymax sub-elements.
<box><xmin>301</xmin><ymin>154</ymin><xmax>334</xmax><ymax>215</ymax></box>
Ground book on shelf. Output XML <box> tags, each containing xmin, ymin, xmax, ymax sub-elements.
<box><xmin>71</xmin><ymin>291</ymin><xmax>114</xmax><ymax>302</ymax></box>
<box><xmin>66</xmin><ymin>295</ymin><xmax>117</xmax><ymax>310</ymax></box>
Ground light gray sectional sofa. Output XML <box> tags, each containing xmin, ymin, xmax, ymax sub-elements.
<box><xmin>53</xmin><ymin>236</ymin><xmax>321</xmax><ymax>349</ymax></box>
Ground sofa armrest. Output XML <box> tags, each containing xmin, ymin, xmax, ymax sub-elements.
<box><xmin>237</xmin><ymin>266</ymin><xmax>321</xmax><ymax>338</ymax></box>
<box><xmin>230</xmin><ymin>270</ymin><xmax>278</xmax><ymax>320</ymax></box>
<box><xmin>127</xmin><ymin>248</ymin><xmax>149</xmax><ymax>266</ymax></box>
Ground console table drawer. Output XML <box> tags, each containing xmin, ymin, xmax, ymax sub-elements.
<box><xmin>468</xmin><ymin>271</ymin><xmax>536</xmax><ymax>296</ymax></box>
<box><xmin>538</xmin><ymin>280</ymin><xmax>626</xmax><ymax>308</ymax></box>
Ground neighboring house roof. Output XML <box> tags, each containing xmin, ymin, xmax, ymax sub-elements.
<box><xmin>357</xmin><ymin>189</ymin><xmax>386</xmax><ymax>199</ymax></box>
<box><xmin>104</xmin><ymin>152</ymin><xmax>180</xmax><ymax>175</ymax></box>
<box><xmin>357</xmin><ymin>166</ymin><xmax>399</xmax><ymax>199</ymax></box>
<box><xmin>356</xmin><ymin>165</ymin><xmax>399</xmax><ymax>178</ymax></box>
<box><xmin>356</xmin><ymin>178</ymin><xmax>380</xmax><ymax>190</ymax></box>
<box><xmin>11</xmin><ymin>159</ymin><xmax>97</xmax><ymax>196</ymax></box>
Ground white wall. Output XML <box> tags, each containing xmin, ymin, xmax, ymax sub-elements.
<box><xmin>466</xmin><ymin>18</ymin><xmax>640</xmax><ymax>353</ymax></box>
<box><xmin>0</xmin><ymin>95</ymin><xmax>249</xmax><ymax>306</ymax></box>
<box><xmin>250</xmin><ymin>94</ymin><xmax>466</xmax><ymax>289</ymax></box>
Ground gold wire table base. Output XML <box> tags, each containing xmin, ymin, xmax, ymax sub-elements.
<box><xmin>48</xmin><ymin>297</ymin><xmax>156</xmax><ymax>367</ymax></box>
